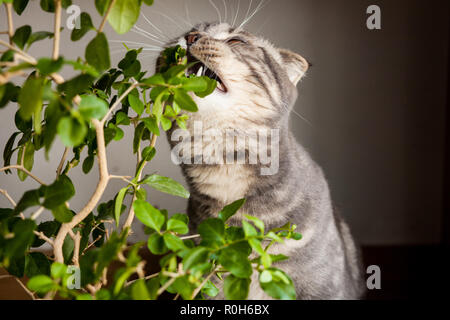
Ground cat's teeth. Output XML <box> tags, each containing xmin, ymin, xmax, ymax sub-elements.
<box><xmin>197</xmin><ymin>66</ymin><xmax>203</xmax><ymax>77</ymax></box>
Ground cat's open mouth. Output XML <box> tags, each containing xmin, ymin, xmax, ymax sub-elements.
<box><xmin>186</xmin><ymin>59</ymin><xmax>228</xmax><ymax>93</ymax></box>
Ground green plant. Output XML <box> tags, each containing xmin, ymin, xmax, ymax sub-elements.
<box><xmin>0</xmin><ymin>0</ymin><xmax>301</xmax><ymax>300</ymax></box>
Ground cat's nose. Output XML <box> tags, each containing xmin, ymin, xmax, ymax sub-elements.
<box><xmin>186</xmin><ymin>33</ymin><xmax>200</xmax><ymax>46</ymax></box>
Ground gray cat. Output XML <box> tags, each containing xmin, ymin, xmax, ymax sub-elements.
<box><xmin>163</xmin><ymin>22</ymin><xmax>365</xmax><ymax>300</ymax></box>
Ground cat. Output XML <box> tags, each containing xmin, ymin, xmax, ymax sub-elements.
<box><xmin>161</xmin><ymin>22</ymin><xmax>365</xmax><ymax>300</ymax></box>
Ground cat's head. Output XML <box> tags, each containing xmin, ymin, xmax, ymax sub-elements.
<box><xmin>161</xmin><ymin>22</ymin><xmax>309</xmax><ymax>124</ymax></box>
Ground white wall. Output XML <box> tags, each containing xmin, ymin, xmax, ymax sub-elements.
<box><xmin>0</xmin><ymin>0</ymin><xmax>448</xmax><ymax>245</ymax></box>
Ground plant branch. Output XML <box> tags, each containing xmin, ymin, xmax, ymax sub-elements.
<box><xmin>5</xmin><ymin>3</ymin><xmax>13</xmax><ymax>44</ymax></box>
<box><xmin>53</xmin><ymin>119</ymin><xmax>110</xmax><ymax>263</ymax></box>
<box><xmin>98</xmin><ymin>0</ymin><xmax>116</xmax><ymax>33</ymax></box>
<box><xmin>56</xmin><ymin>147</ymin><xmax>69</xmax><ymax>177</ymax></box>
<box><xmin>0</xmin><ymin>39</ymin><xmax>36</xmax><ymax>64</ymax></box>
<box><xmin>190</xmin><ymin>266</ymin><xmax>219</xmax><ymax>300</ymax></box>
<box><xmin>52</xmin><ymin>0</ymin><xmax>61</xmax><ymax>60</ymax></box>
<box><xmin>0</xmin><ymin>165</ymin><xmax>46</xmax><ymax>185</ymax></box>
<box><xmin>72</xmin><ymin>231</ymin><xmax>81</xmax><ymax>266</ymax></box>
<box><xmin>30</xmin><ymin>206</ymin><xmax>45</xmax><ymax>220</ymax></box>
<box><xmin>101</xmin><ymin>81</ymin><xmax>138</xmax><ymax>125</ymax></box>
<box><xmin>180</xmin><ymin>234</ymin><xmax>200</xmax><ymax>240</ymax></box>
<box><xmin>15</xmin><ymin>277</ymin><xmax>36</xmax><ymax>300</ymax></box>
<box><xmin>0</xmin><ymin>188</ymin><xmax>17</xmax><ymax>206</ymax></box>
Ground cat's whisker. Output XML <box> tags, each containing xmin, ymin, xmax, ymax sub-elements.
<box><xmin>232</xmin><ymin>0</ymin><xmax>241</xmax><ymax>27</ymax></box>
<box><xmin>184</xmin><ymin>0</ymin><xmax>192</xmax><ymax>27</ymax></box>
<box><xmin>238</xmin><ymin>0</ymin><xmax>268</xmax><ymax>30</ymax></box>
<box><xmin>141</xmin><ymin>12</ymin><xmax>169</xmax><ymax>40</ymax></box>
<box><xmin>208</xmin><ymin>0</ymin><xmax>222</xmax><ymax>24</ymax></box>
<box><xmin>153</xmin><ymin>10</ymin><xmax>186</xmax><ymax>31</ymax></box>
<box><xmin>109</xmin><ymin>40</ymin><xmax>162</xmax><ymax>49</ymax></box>
<box><xmin>221</xmin><ymin>0</ymin><xmax>228</xmax><ymax>24</ymax></box>
<box><xmin>131</xmin><ymin>27</ymin><xmax>166</xmax><ymax>45</ymax></box>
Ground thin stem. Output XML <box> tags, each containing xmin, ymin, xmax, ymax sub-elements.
<box><xmin>101</xmin><ymin>81</ymin><xmax>138</xmax><ymax>125</ymax></box>
<box><xmin>157</xmin><ymin>277</ymin><xmax>177</xmax><ymax>296</ymax></box>
<box><xmin>125</xmin><ymin>272</ymin><xmax>159</xmax><ymax>287</ymax></box>
<box><xmin>0</xmin><ymin>188</ymin><xmax>17</xmax><ymax>206</ymax></box>
<box><xmin>190</xmin><ymin>266</ymin><xmax>219</xmax><ymax>300</ymax></box>
<box><xmin>15</xmin><ymin>278</ymin><xmax>36</xmax><ymax>300</ymax></box>
<box><xmin>53</xmin><ymin>119</ymin><xmax>110</xmax><ymax>263</ymax></box>
<box><xmin>72</xmin><ymin>231</ymin><xmax>81</xmax><ymax>267</ymax></box>
<box><xmin>0</xmin><ymin>39</ymin><xmax>36</xmax><ymax>64</ymax></box>
<box><xmin>52</xmin><ymin>0</ymin><xmax>61</xmax><ymax>60</ymax></box>
<box><xmin>98</xmin><ymin>0</ymin><xmax>116</xmax><ymax>33</ymax></box>
<box><xmin>5</xmin><ymin>3</ymin><xmax>13</xmax><ymax>44</ymax></box>
<box><xmin>33</xmin><ymin>231</ymin><xmax>54</xmax><ymax>246</ymax></box>
<box><xmin>56</xmin><ymin>147</ymin><xmax>69</xmax><ymax>177</ymax></box>
<box><xmin>30</xmin><ymin>206</ymin><xmax>45</xmax><ymax>220</ymax></box>
<box><xmin>180</xmin><ymin>234</ymin><xmax>200</xmax><ymax>240</ymax></box>
<box><xmin>0</xmin><ymin>165</ymin><xmax>46</xmax><ymax>185</ymax></box>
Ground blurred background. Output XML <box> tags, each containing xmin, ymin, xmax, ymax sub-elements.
<box><xmin>1</xmin><ymin>0</ymin><xmax>449</xmax><ymax>299</ymax></box>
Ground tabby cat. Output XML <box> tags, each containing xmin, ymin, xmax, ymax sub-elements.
<box><xmin>162</xmin><ymin>22</ymin><xmax>365</xmax><ymax>299</ymax></box>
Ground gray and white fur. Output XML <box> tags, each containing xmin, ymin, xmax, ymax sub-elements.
<box><xmin>162</xmin><ymin>22</ymin><xmax>365</xmax><ymax>299</ymax></box>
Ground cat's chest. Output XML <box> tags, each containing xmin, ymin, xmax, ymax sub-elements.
<box><xmin>186</xmin><ymin>164</ymin><xmax>254</xmax><ymax>204</ymax></box>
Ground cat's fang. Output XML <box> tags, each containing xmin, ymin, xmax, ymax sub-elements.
<box><xmin>197</xmin><ymin>66</ymin><xmax>203</xmax><ymax>77</ymax></box>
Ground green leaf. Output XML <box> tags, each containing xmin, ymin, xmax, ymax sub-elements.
<box><xmin>14</xmin><ymin>189</ymin><xmax>40</xmax><ymax>213</ymax></box>
<box><xmin>57</xmin><ymin>74</ymin><xmax>95</xmax><ymax>101</ymax></box>
<box><xmin>133</xmin><ymin>199</ymin><xmax>165</xmax><ymax>232</ymax></box>
<box><xmin>114</xmin><ymin>187</ymin><xmax>128</xmax><ymax>227</ymax></box>
<box><xmin>173</xmin><ymin>88</ymin><xmax>198</xmax><ymax>112</ymax></box>
<box><xmin>202</xmin><ymin>280</ymin><xmax>219</xmax><ymax>298</ymax></box>
<box><xmin>71</xmin><ymin>12</ymin><xmax>94</xmax><ymax>41</ymax></box>
<box><xmin>142</xmin><ymin>116</ymin><xmax>160</xmax><ymax>136</ymax></box>
<box><xmin>142</xmin><ymin>73</ymin><xmax>165</xmax><ymax>86</ymax></box>
<box><xmin>5</xmin><ymin>219</ymin><xmax>36</xmax><ymax>259</ymax></box>
<box><xmin>242</xmin><ymin>221</ymin><xmax>257</xmax><ymax>237</ymax></box>
<box><xmin>218</xmin><ymin>247</ymin><xmax>252</xmax><ymax>278</ymax></box>
<box><xmin>95</xmin><ymin>0</ymin><xmax>111</xmax><ymax>15</ymax></box>
<box><xmin>160</xmin><ymin>115</ymin><xmax>172</xmax><ymax>131</ymax></box>
<box><xmin>163</xmin><ymin>233</ymin><xmax>185</xmax><ymax>251</ymax></box>
<box><xmin>12</xmin><ymin>25</ymin><xmax>31</xmax><ymax>49</ymax></box>
<box><xmin>25</xmin><ymin>252</ymin><xmax>50</xmax><ymax>278</ymax></box>
<box><xmin>85</xmin><ymin>32</ymin><xmax>110</xmax><ymax>72</ymax></box>
<box><xmin>18</xmin><ymin>76</ymin><xmax>44</xmax><ymax>121</ymax></box>
<box><xmin>260</xmin><ymin>268</ymin><xmax>296</xmax><ymax>300</ymax></box>
<box><xmin>128</xmin><ymin>94</ymin><xmax>144</xmax><ymax>115</ymax></box>
<box><xmin>147</xmin><ymin>232</ymin><xmax>168</xmax><ymax>255</ymax></box>
<box><xmin>17</xmin><ymin>141</ymin><xmax>34</xmax><ymax>181</ymax></box>
<box><xmin>198</xmin><ymin>218</ymin><xmax>225</xmax><ymax>247</ymax></box>
<box><xmin>181</xmin><ymin>76</ymin><xmax>208</xmax><ymax>92</ymax></box>
<box><xmin>131</xmin><ymin>279</ymin><xmax>151</xmax><ymax>300</ymax></box>
<box><xmin>182</xmin><ymin>247</ymin><xmax>209</xmax><ymax>271</ymax></box>
<box><xmin>42</xmin><ymin>175</ymin><xmax>75</xmax><ymax>210</ymax></box>
<box><xmin>244</xmin><ymin>215</ymin><xmax>264</xmax><ymax>234</ymax></box>
<box><xmin>51</xmin><ymin>262</ymin><xmax>67</xmax><ymax>279</ymax></box>
<box><xmin>27</xmin><ymin>31</ymin><xmax>53</xmax><ymax>48</ymax></box>
<box><xmin>196</xmin><ymin>78</ymin><xmax>217</xmax><ymax>98</ymax></box>
<box><xmin>224</xmin><ymin>275</ymin><xmax>250</xmax><ymax>300</ymax></box>
<box><xmin>82</xmin><ymin>155</ymin><xmax>94</xmax><ymax>174</ymax></box>
<box><xmin>107</xmin><ymin>0</ymin><xmax>141</xmax><ymax>34</ymax></box>
<box><xmin>27</xmin><ymin>275</ymin><xmax>55</xmax><ymax>294</ymax></box>
<box><xmin>259</xmin><ymin>270</ymin><xmax>272</xmax><ymax>283</ymax></box>
<box><xmin>141</xmin><ymin>146</ymin><xmax>156</xmax><ymax>162</ymax></box>
<box><xmin>63</xmin><ymin>234</ymin><xmax>75</xmax><ymax>264</ymax></box>
<box><xmin>79</xmin><ymin>94</ymin><xmax>109</xmax><ymax>120</ymax></box>
<box><xmin>51</xmin><ymin>204</ymin><xmax>73</xmax><ymax>223</ymax></box>
<box><xmin>140</xmin><ymin>174</ymin><xmax>190</xmax><ymax>199</ymax></box>
<box><xmin>13</xmin><ymin>0</ymin><xmax>30</xmax><ymax>15</ymax></box>
<box><xmin>218</xmin><ymin>198</ymin><xmax>246</xmax><ymax>222</ymax></box>
<box><xmin>57</xmin><ymin>116</ymin><xmax>87</xmax><ymax>147</ymax></box>
<box><xmin>36</xmin><ymin>57</ymin><xmax>64</xmax><ymax>75</ymax></box>
<box><xmin>166</xmin><ymin>218</ymin><xmax>188</xmax><ymax>235</ymax></box>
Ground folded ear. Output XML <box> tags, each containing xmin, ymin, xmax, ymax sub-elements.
<box><xmin>279</xmin><ymin>49</ymin><xmax>309</xmax><ymax>86</ymax></box>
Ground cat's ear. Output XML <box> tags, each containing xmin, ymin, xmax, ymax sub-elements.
<box><xmin>279</xmin><ymin>49</ymin><xmax>309</xmax><ymax>86</ymax></box>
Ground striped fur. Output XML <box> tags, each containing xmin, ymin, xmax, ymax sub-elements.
<box><xmin>162</xmin><ymin>23</ymin><xmax>365</xmax><ymax>299</ymax></box>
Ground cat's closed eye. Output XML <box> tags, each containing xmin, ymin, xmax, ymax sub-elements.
<box><xmin>226</xmin><ymin>37</ymin><xmax>246</xmax><ymax>45</ymax></box>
